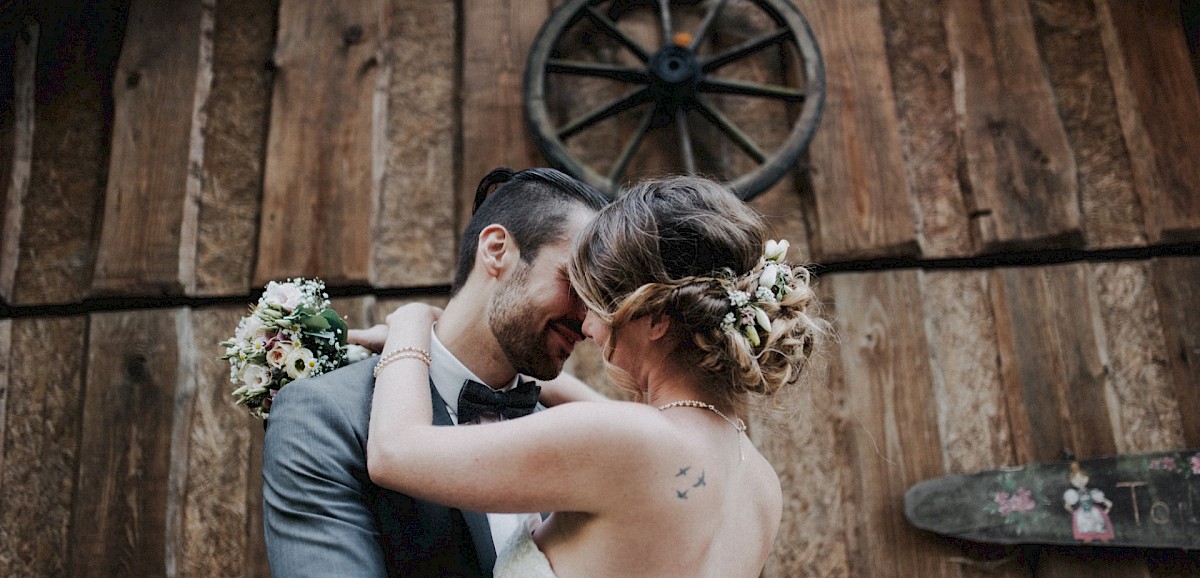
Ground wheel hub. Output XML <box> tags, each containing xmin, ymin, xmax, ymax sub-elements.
<box><xmin>648</xmin><ymin>45</ymin><xmax>700</xmax><ymax>103</ymax></box>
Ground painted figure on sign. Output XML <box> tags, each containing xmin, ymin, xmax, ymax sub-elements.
<box><xmin>1063</xmin><ymin>462</ymin><xmax>1114</xmax><ymax>542</ymax></box>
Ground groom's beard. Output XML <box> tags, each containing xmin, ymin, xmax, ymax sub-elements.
<box><xmin>488</xmin><ymin>266</ymin><xmax>564</xmax><ymax>381</ymax></box>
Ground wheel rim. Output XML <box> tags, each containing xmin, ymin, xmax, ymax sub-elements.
<box><xmin>524</xmin><ymin>0</ymin><xmax>825</xmax><ymax>200</ymax></box>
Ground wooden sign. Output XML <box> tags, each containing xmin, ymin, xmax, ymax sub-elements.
<box><xmin>905</xmin><ymin>450</ymin><xmax>1200</xmax><ymax>550</ymax></box>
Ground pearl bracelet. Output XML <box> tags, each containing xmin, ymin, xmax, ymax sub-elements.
<box><xmin>373</xmin><ymin>346</ymin><xmax>431</xmax><ymax>378</ymax></box>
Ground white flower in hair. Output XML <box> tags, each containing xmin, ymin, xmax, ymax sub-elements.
<box><xmin>764</xmin><ymin>239</ymin><xmax>790</xmax><ymax>261</ymax></box>
<box><xmin>720</xmin><ymin>238</ymin><xmax>799</xmax><ymax>348</ymax></box>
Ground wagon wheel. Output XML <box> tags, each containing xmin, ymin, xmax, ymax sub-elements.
<box><xmin>524</xmin><ymin>0</ymin><xmax>824</xmax><ymax>200</ymax></box>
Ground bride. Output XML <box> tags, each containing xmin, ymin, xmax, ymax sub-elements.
<box><xmin>366</xmin><ymin>175</ymin><xmax>827</xmax><ymax>576</ymax></box>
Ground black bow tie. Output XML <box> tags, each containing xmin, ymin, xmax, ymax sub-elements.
<box><xmin>456</xmin><ymin>379</ymin><xmax>540</xmax><ymax>424</ymax></box>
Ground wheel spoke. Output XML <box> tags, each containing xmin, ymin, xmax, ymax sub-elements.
<box><xmin>689</xmin><ymin>0</ymin><xmax>728</xmax><ymax>51</ymax></box>
<box><xmin>676</xmin><ymin>109</ymin><xmax>696</xmax><ymax>174</ymax></box>
<box><xmin>558</xmin><ymin>87</ymin><xmax>652</xmax><ymax>140</ymax></box>
<box><xmin>609</xmin><ymin>104</ymin><xmax>656</xmax><ymax>184</ymax></box>
<box><xmin>698</xmin><ymin>77</ymin><xmax>805</xmax><ymax>102</ymax></box>
<box><xmin>546</xmin><ymin>59</ymin><xmax>649</xmax><ymax>84</ymax></box>
<box><xmin>585</xmin><ymin>6</ymin><xmax>651</xmax><ymax>62</ymax></box>
<box><xmin>657</xmin><ymin>0</ymin><xmax>673</xmax><ymax>45</ymax></box>
<box><xmin>693</xmin><ymin>94</ymin><xmax>766</xmax><ymax>164</ymax></box>
<box><xmin>701</xmin><ymin>28</ymin><xmax>791</xmax><ymax>72</ymax></box>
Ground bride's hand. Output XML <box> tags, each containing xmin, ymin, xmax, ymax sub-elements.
<box><xmin>385</xmin><ymin>302</ymin><xmax>443</xmax><ymax>335</ymax></box>
<box><xmin>348</xmin><ymin>324</ymin><xmax>389</xmax><ymax>353</ymax></box>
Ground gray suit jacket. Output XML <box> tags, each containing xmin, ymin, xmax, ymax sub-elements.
<box><xmin>263</xmin><ymin>358</ymin><xmax>497</xmax><ymax>577</ymax></box>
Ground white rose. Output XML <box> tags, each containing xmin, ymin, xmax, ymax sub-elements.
<box><xmin>241</xmin><ymin>363</ymin><xmax>272</xmax><ymax>390</ymax></box>
<box><xmin>266</xmin><ymin>341</ymin><xmax>295</xmax><ymax>369</ymax></box>
<box><xmin>236</xmin><ymin>315</ymin><xmax>264</xmax><ymax>342</ymax></box>
<box><xmin>284</xmin><ymin>347</ymin><xmax>317</xmax><ymax>380</ymax></box>
<box><xmin>263</xmin><ymin>281</ymin><xmax>304</xmax><ymax>311</ymax></box>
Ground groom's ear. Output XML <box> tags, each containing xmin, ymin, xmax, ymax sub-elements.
<box><xmin>478</xmin><ymin>224</ymin><xmax>519</xmax><ymax>278</ymax></box>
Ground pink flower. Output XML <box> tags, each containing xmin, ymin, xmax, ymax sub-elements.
<box><xmin>1191</xmin><ymin>455</ymin><xmax>1200</xmax><ymax>475</ymax></box>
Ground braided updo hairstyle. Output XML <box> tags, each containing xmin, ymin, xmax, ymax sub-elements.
<box><xmin>568</xmin><ymin>176</ymin><xmax>828</xmax><ymax>416</ymax></box>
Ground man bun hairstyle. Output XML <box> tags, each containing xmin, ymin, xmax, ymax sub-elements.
<box><xmin>452</xmin><ymin>167</ymin><xmax>610</xmax><ymax>293</ymax></box>
<box><xmin>569</xmin><ymin>176</ymin><xmax>829</xmax><ymax>416</ymax></box>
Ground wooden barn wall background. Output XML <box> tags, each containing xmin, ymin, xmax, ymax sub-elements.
<box><xmin>1</xmin><ymin>0</ymin><xmax>1199</xmax><ymax>576</ymax></box>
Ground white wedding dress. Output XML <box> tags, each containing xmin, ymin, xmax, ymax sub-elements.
<box><xmin>494</xmin><ymin>514</ymin><xmax>558</xmax><ymax>577</ymax></box>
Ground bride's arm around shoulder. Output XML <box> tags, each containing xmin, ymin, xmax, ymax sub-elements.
<box><xmin>366</xmin><ymin>314</ymin><xmax>665</xmax><ymax>517</ymax></box>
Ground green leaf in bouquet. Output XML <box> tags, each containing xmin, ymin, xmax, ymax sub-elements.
<box><xmin>320</xmin><ymin>309</ymin><xmax>350</xmax><ymax>346</ymax></box>
<box><xmin>298</xmin><ymin>311</ymin><xmax>332</xmax><ymax>333</ymax></box>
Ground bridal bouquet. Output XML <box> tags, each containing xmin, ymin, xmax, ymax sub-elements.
<box><xmin>222</xmin><ymin>278</ymin><xmax>371</xmax><ymax>419</ymax></box>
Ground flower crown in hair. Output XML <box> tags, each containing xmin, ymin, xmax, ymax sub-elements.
<box><xmin>719</xmin><ymin>239</ymin><xmax>794</xmax><ymax>347</ymax></box>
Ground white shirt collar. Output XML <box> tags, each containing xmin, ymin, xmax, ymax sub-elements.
<box><xmin>429</xmin><ymin>324</ymin><xmax>520</xmax><ymax>423</ymax></box>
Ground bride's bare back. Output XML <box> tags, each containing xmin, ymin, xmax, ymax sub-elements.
<box><xmin>530</xmin><ymin>405</ymin><xmax>783</xmax><ymax>578</ymax></box>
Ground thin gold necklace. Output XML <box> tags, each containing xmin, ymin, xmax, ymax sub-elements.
<box><xmin>657</xmin><ymin>399</ymin><xmax>746</xmax><ymax>461</ymax></box>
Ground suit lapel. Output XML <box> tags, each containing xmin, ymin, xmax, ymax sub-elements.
<box><xmin>429</xmin><ymin>379</ymin><xmax>497</xmax><ymax>573</ymax></box>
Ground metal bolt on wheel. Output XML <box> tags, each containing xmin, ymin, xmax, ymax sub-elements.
<box><xmin>524</xmin><ymin>0</ymin><xmax>824</xmax><ymax>200</ymax></box>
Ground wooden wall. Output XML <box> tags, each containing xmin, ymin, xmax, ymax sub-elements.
<box><xmin>1</xmin><ymin>0</ymin><xmax>1198</xmax><ymax>576</ymax></box>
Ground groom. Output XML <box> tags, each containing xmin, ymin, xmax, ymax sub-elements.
<box><xmin>262</xmin><ymin>167</ymin><xmax>609</xmax><ymax>577</ymax></box>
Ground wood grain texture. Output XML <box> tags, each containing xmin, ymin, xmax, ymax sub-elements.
<box><xmin>830</xmin><ymin>270</ymin><xmax>954</xmax><ymax>578</ymax></box>
<box><xmin>1088</xmin><ymin>262</ymin><xmax>1184</xmax><ymax>454</ymax></box>
<box><xmin>0</xmin><ymin>21</ymin><xmax>34</xmax><ymax>303</ymax></box>
<box><xmin>1097</xmin><ymin>0</ymin><xmax>1200</xmax><ymax>244</ymax></box>
<box><xmin>990</xmin><ymin>264</ymin><xmax>1113</xmax><ymax>464</ymax></box>
<box><xmin>6</xmin><ymin>6</ymin><xmax>125</xmax><ymax>305</ymax></box>
<box><xmin>1152</xmin><ymin>257</ymin><xmax>1200</xmax><ymax>448</ymax></box>
<box><xmin>0</xmin><ymin>319</ymin><xmax>8</xmax><ymax>501</ymax></box>
<box><xmin>375</xmin><ymin>0</ymin><xmax>458</xmax><ymax>287</ymax></box>
<box><xmin>71</xmin><ymin>309</ymin><xmax>183</xmax><ymax>577</ymax></box>
<box><xmin>180</xmin><ymin>307</ymin><xmax>255</xmax><ymax>577</ymax></box>
<box><xmin>193</xmin><ymin>0</ymin><xmax>277</xmax><ymax>296</ymax></box>
<box><xmin>946</xmin><ymin>0</ymin><xmax>1081</xmax><ymax>251</ymax></box>
<box><xmin>795</xmin><ymin>0</ymin><xmax>919</xmax><ymax>262</ymax></box>
<box><xmin>879</xmin><ymin>0</ymin><xmax>973</xmax><ymax>258</ymax></box>
<box><xmin>0</xmin><ymin>318</ymin><xmax>85</xmax><ymax>578</ymax></box>
<box><xmin>919</xmin><ymin>270</ymin><xmax>1014</xmax><ymax>473</ymax></box>
<box><xmin>757</xmin><ymin>281</ymin><xmax>850</xmax><ymax>578</ymax></box>
<box><xmin>993</xmin><ymin>262</ymin><xmax>1161</xmax><ymax>578</ymax></box>
<box><xmin>1030</xmin><ymin>0</ymin><xmax>1146</xmax><ymax>249</ymax></box>
<box><xmin>458</xmin><ymin>0</ymin><xmax>551</xmax><ymax>231</ymax></box>
<box><xmin>254</xmin><ymin>0</ymin><xmax>387</xmax><ymax>286</ymax></box>
<box><xmin>93</xmin><ymin>0</ymin><xmax>210</xmax><ymax>296</ymax></box>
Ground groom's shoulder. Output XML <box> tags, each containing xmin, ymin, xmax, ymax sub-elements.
<box><xmin>271</xmin><ymin>358</ymin><xmax>377</xmax><ymax>416</ymax></box>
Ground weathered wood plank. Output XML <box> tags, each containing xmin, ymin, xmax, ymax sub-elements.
<box><xmin>1097</xmin><ymin>0</ymin><xmax>1200</xmax><ymax>244</ymax></box>
<box><xmin>71</xmin><ymin>309</ymin><xmax>183</xmax><ymax>577</ymax></box>
<box><xmin>989</xmin><ymin>264</ymin><xmax>1113</xmax><ymax>464</ymax></box>
<box><xmin>459</xmin><ymin>0</ymin><xmax>550</xmax><ymax>231</ymax></box>
<box><xmin>0</xmin><ymin>20</ymin><xmax>35</xmax><ymax>303</ymax></box>
<box><xmin>757</xmin><ymin>281</ymin><xmax>850</xmax><ymax>578</ymax></box>
<box><xmin>193</xmin><ymin>0</ymin><xmax>277</xmax><ymax>296</ymax></box>
<box><xmin>1089</xmin><ymin>262</ymin><xmax>1185</xmax><ymax>454</ymax></box>
<box><xmin>945</xmin><ymin>0</ymin><xmax>1081</xmax><ymax>251</ymax></box>
<box><xmin>375</xmin><ymin>0</ymin><xmax>458</xmax><ymax>288</ymax></box>
<box><xmin>0</xmin><ymin>318</ymin><xmax>86</xmax><ymax>578</ymax></box>
<box><xmin>879</xmin><ymin>0</ymin><xmax>973</xmax><ymax>258</ymax></box>
<box><xmin>831</xmin><ymin>270</ymin><xmax>954</xmax><ymax>577</ymax></box>
<box><xmin>0</xmin><ymin>319</ymin><xmax>8</xmax><ymax>502</ymax></box>
<box><xmin>795</xmin><ymin>0</ymin><xmax>919</xmax><ymax>262</ymax></box>
<box><xmin>1030</xmin><ymin>0</ymin><xmax>1147</xmax><ymax>249</ymax></box>
<box><xmin>5</xmin><ymin>5</ymin><xmax>125</xmax><ymax>305</ymax></box>
<box><xmin>180</xmin><ymin>307</ymin><xmax>255</xmax><ymax>577</ymax></box>
<box><xmin>254</xmin><ymin>0</ymin><xmax>387</xmax><ymax>286</ymax></box>
<box><xmin>919</xmin><ymin>270</ymin><xmax>1014</xmax><ymax>472</ymax></box>
<box><xmin>1152</xmin><ymin>257</ymin><xmax>1200</xmax><ymax>448</ymax></box>
<box><xmin>244</xmin><ymin>422</ymin><xmax>270</xmax><ymax>578</ymax></box>
<box><xmin>989</xmin><ymin>265</ymin><xmax>1140</xmax><ymax>578</ymax></box>
<box><xmin>92</xmin><ymin>0</ymin><xmax>211</xmax><ymax>296</ymax></box>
